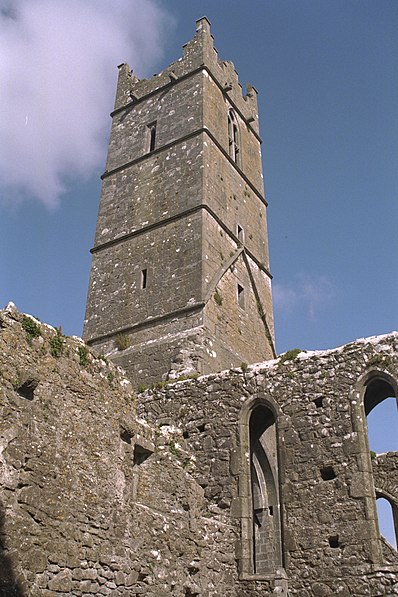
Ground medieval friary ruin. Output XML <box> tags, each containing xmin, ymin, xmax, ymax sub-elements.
<box><xmin>1</xmin><ymin>18</ymin><xmax>397</xmax><ymax>597</ymax></box>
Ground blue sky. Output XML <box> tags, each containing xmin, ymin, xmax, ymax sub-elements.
<box><xmin>1</xmin><ymin>0</ymin><xmax>397</xmax><ymax>352</ymax></box>
<box><xmin>0</xmin><ymin>0</ymin><xmax>397</xmax><ymax>547</ymax></box>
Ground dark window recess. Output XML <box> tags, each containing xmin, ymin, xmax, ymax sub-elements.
<box><xmin>329</xmin><ymin>535</ymin><xmax>340</xmax><ymax>548</ymax></box>
<box><xmin>133</xmin><ymin>444</ymin><xmax>152</xmax><ymax>466</ymax></box>
<box><xmin>238</xmin><ymin>284</ymin><xmax>245</xmax><ymax>310</ymax></box>
<box><xmin>16</xmin><ymin>379</ymin><xmax>38</xmax><ymax>401</ymax></box>
<box><xmin>320</xmin><ymin>466</ymin><xmax>337</xmax><ymax>481</ymax></box>
<box><xmin>237</xmin><ymin>224</ymin><xmax>244</xmax><ymax>243</ymax></box>
<box><xmin>197</xmin><ymin>423</ymin><xmax>206</xmax><ymax>433</ymax></box>
<box><xmin>148</xmin><ymin>122</ymin><xmax>157</xmax><ymax>152</ymax></box>
<box><xmin>228</xmin><ymin>110</ymin><xmax>239</xmax><ymax>164</ymax></box>
<box><xmin>141</xmin><ymin>268</ymin><xmax>147</xmax><ymax>289</ymax></box>
<box><xmin>314</xmin><ymin>397</ymin><xmax>324</xmax><ymax>408</ymax></box>
<box><xmin>249</xmin><ymin>403</ymin><xmax>281</xmax><ymax>574</ymax></box>
<box><xmin>183</xmin><ymin>430</ymin><xmax>190</xmax><ymax>439</ymax></box>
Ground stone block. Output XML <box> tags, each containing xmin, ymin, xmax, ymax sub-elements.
<box><xmin>48</xmin><ymin>569</ymin><xmax>73</xmax><ymax>592</ymax></box>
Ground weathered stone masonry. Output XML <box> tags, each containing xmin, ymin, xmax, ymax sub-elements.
<box><xmin>139</xmin><ymin>335</ymin><xmax>398</xmax><ymax>596</ymax></box>
<box><xmin>0</xmin><ymin>305</ymin><xmax>240</xmax><ymax>596</ymax></box>
<box><xmin>2</xmin><ymin>15</ymin><xmax>397</xmax><ymax>597</ymax></box>
<box><xmin>84</xmin><ymin>17</ymin><xmax>275</xmax><ymax>387</ymax></box>
<box><xmin>1</xmin><ymin>304</ymin><xmax>397</xmax><ymax>595</ymax></box>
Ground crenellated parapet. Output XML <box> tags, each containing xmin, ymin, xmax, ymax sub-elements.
<box><xmin>114</xmin><ymin>17</ymin><xmax>260</xmax><ymax>135</ymax></box>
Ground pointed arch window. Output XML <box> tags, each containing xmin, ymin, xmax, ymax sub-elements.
<box><xmin>228</xmin><ymin>109</ymin><xmax>240</xmax><ymax>165</ymax></box>
<box><xmin>238</xmin><ymin>398</ymin><xmax>284</xmax><ymax>579</ymax></box>
<box><xmin>363</xmin><ymin>375</ymin><xmax>398</xmax><ymax>551</ymax></box>
<box><xmin>364</xmin><ymin>378</ymin><xmax>397</xmax><ymax>454</ymax></box>
<box><xmin>249</xmin><ymin>404</ymin><xmax>282</xmax><ymax>574</ymax></box>
<box><xmin>376</xmin><ymin>495</ymin><xmax>397</xmax><ymax>550</ymax></box>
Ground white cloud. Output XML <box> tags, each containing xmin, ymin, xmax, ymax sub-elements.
<box><xmin>273</xmin><ymin>274</ymin><xmax>337</xmax><ymax>319</ymax></box>
<box><xmin>0</xmin><ymin>0</ymin><xmax>173</xmax><ymax>208</ymax></box>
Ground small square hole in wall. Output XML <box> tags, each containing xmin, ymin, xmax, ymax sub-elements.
<box><xmin>133</xmin><ymin>444</ymin><xmax>152</xmax><ymax>466</ymax></box>
<box><xmin>237</xmin><ymin>284</ymin><xmax>245</xmax><ymax>310</ymax></box>
<box><xmin>320</xmin><ymin>466</ymin><xmax>336</xmax><ymax>481</ymax></box>
<box><xmin>314</xmin><ymin>397</ymin><xmax>324</xmax><ymax>408</ymax></box>
<box><xmin>329</xmin><ymin>535</ymin><xmax>340</xmax><ymax>548</ymax></box>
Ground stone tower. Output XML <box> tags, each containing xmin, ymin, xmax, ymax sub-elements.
<box><xmin>84</xmin><ymin>18</ymin><xmax>275</xmax><ymax>385</ymax></box>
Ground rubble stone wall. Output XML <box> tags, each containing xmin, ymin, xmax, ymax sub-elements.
<box><xmin>1</xmin><ymin>305</ymin><xmax>397</xmax><ymax>596</ymax></box>
<box><xmin>140</xmin><ymin>332</ymin><xmax>398</xmax><ymax>596</ymax></box>
<box><xmin>0</xmin><ymin>306</ymin><xmax>240</xmax><ymax>597</ymax></box>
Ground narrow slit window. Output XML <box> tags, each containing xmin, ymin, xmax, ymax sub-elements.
<box><xmin>148</xmin><ymin>122</ymin><xmax>157</xmax><ymax>152</ymax></box>
<box><xmin>237</xmin><ymin>284</ymin><xmax>245</xmax><ymax>310</ymax></box>
<box><xmin>237</xmin><ymin>224</ymin><xmax>244</xmax><ymax>244</ymax></box>
<box><xmin>228</xmin><ymin>110</ymin><xmax>240</xmax><ymax>164</ymax></box>
<box><xmin>141</xmin><ymin>268</ymin><xmax>147</xmax><ymax>289</ymax></box>
<box><xmin>328</xmin><ymin>535</ymin><xmax>340</xmax><ymax>549</ymax></box>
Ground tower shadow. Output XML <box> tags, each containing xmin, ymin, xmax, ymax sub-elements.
<box><xmin>0</xmin><ymin>502</ymin><xmax>24</xmax><ymax>597</ymax></box>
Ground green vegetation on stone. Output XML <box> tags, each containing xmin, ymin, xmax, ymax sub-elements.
<box><xmin>367</xmin><ymin>354</ymin><xmax>393</xmax><ymax>370</ymax></box>
<box><xmin>279</xmin><ymin>348</ymin><xmax>301</xmax><ymax>364</ymax></box>
<box><xmin>78</xmin><ymin>346</ymin><xmax>89</xmax><ymax>367</ymax></box>
<box><xmin>115</xmin><ymin>333</ymin><xmax>131</xmax><ymax>351</ymax></box>
<box><xmin>22</xmin><ymin>315</ymin><xmax>41</xmax><ymax>341</ymax></box>
<box><xmin>50</xmin><ymin>333</ymin><xmax>64</xmax><ymax>358</ymax></box>
<box><xmin>214</xmin><ymin>289</ymin><xmax>223</xmax><ymax>306</ymax></box>
<box><xmin>169</xmin><ymin>440</ymin><xmax>181</xmax><ymax>457</ymax></box>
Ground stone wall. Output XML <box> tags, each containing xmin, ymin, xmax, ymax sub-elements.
<box><xmin>1</xmin><ymin>305</ymin><xmax>397</xmax><ymax>595</ymax></box>
<box><xmin>0</xmin><ymin>305</ymin><xmax>240</xmax><ymax>596</ymax></box>
<box><xmin>139</xmin><ymin>333</ymin><xmax>398</xmax><ymax>596</ymax></box>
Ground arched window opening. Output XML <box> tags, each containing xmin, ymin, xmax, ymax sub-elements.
<box><xmin>366</xmin><ymin>396</ymin><xmax>397</xmax><ymax>454</ymax></box>
<box><xmin>228</xmin><ymin>110</ymin><xmax>240</xmax><ymax>164</ymax></box>
<box><xmin>364</xmin><ymin>378</ymin><xmax>397</xmax><ymax>454</ymax></box>
<box><xmin>249</xmin><ymin>404</ymin><xmax>282</xmax><ymax>574</ymax></box>
<box><xmin>376</xmin><ymin>496</ymin><xmax>397</xmax><ymax>550</ymax></box>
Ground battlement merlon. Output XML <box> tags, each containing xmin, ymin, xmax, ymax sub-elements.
<box><xmin>113</xmin><ymin>17</ymin><xmax>260</xmax><ymax>134</ymax></box>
